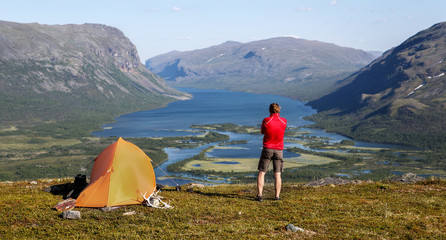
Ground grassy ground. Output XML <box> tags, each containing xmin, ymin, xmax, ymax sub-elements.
<box><xmin>183</xmin><ymin>153</ymin><xmax>338</xmax><ymax>173</ymax></box>
<box><xmin>1</xmin><ymin>178</ymin><xmax>444</xmax><ymax>239</ymax></box>
<box><xmin>0</xmin><ymin>135</ymin><xmax>82</xmax><ymax>151</ymax></box>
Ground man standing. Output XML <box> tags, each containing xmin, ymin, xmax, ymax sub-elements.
<box><xmin>256</xmin><ymin>103</ymin><xmax>287</xmax><ymax>202</ymax></box>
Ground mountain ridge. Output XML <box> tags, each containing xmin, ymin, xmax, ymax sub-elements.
<box><xmin>306</xmin><ymin>21</ymin><xmax>446</xmax><ymax>148</ymax></box>
<box><xmin>146</xmin><ymin>37</ymin><xmax>378</xmax><ymax>101</ymax></box>
<box><xmin>0</xmin><ymin>20</ymin><xmax>189</xmax><ymax>133</ymax></box>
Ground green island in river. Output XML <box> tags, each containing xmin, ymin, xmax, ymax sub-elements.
<box><xmin>167</xmin><ymin>123</ymin><xmax>445</xmax><ymax>183</ymax></box>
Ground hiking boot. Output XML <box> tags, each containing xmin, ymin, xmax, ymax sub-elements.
<box><xmin>274</xmin><ymin>197</ymin><xmax>281</xmax><ymax>201</ymax></box>
<box><xmin>255</xmin><ymin>195</ymin><xmax>263</xmax><ymax>202</ymax></box>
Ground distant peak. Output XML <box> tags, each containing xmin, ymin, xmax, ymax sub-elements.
<box><xmin>281</xmin><ymin>35</ymin><xmax>301</xmax><ymax>39</ymax></box>
<box><xmin>222</xmin><ymin>40</ymin><xmax>241</xmax><ymax>44</ymax></box>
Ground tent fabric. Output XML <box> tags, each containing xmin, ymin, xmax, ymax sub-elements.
<box><xmin>75</xmin><ymin>137</ymin><xmax>156</xmax><ymax>207</ymax></box>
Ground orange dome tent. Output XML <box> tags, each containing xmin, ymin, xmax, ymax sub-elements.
<box><xmin>75</xmin><ymin>137</ymin><xmax>156</xmax><ymax>207</ymax></box>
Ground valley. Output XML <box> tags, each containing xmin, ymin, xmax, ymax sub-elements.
<box><xmin>2</xmin><ymin>121</ymin><xmax>444</xmax><ymax>184</ymax></box>
<box><xmin>1</xmin><ymin>21</ymin><xmax>446</xmax><ymax>184</ymax></box>
<box><xmin>146</xmin><ymin>37</ymin><xmax>377</xmax><ymax>101</ymax></box>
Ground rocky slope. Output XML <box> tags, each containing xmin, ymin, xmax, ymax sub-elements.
<box><xmin>0</xmin><ymin>21</ymin><xmax>189</xmax><ymax>128</ymax></box>
<box><xmin>306</xmin><ymin>22</ymin><xmax>446</xmax><ymax>148</ymax></box>
<box><xmin>146</xmin><ymin>37</ymin><xmax>377</xmax><ymax>101</ymax></box>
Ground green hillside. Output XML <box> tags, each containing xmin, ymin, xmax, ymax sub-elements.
<box><xmin>0</xmin><ymin>21</ymin><xmax>189</xmax><ymax>137</ymax></box>
<box><xmin>307</xmin><ymin>22</ymin><xmax>446</xmax><ymax>150</ymax></box>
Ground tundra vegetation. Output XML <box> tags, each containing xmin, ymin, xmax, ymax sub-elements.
<box><xmin>0</xmin><ymin>178</ymin><xmax>444</xmax><ymax>239</ymax></box>
<box><xmin>2</xmin><ymin>122</ymin><xmax>444</xmax><ymax>182</ymax></box>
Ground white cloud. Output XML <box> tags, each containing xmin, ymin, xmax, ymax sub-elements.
<box><xmin>296</xmin><ymin>7</ymin><xmax>313</xmax><ymax>12</ymax></box>
<box><xmin>171</xmin><ymin>6</ymin><xmax>182</xmax><ymax>12</ymax></box>
<box><xmin>330</xmin><ymin>0</ymin><xmax>338</xmax><ymax>5</ymax></box>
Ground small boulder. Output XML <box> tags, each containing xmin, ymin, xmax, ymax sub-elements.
<box><xmin>286</xmin><ymin>224</ymin><xmax>305</xmax><ymax>232</ymax></box>
<box><xmin>62</xmin><ymin>210</ymin><xmax>81</xmax><ymax>220</ymax></box>
<box><xmin>389</xmin><ymin>173</ymin><xmax>424</xmax><ymax>183</ymax></box>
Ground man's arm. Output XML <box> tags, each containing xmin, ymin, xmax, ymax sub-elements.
<box><xmin>260</xmin><ymin>120</ymin><xmax>265</xmax><ymax>134</ymax></box>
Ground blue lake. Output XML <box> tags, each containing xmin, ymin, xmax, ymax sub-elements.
<box><xmin>92</xmin><ymin>88</ymin><xmax>315</xmax><ymax>137</ymax></box>
<box><xmin>92</xmin><ymin>88</ymin><xmax>405</xmax><ymax>185</ymax></box>
<box><xmin>213</xmin><ymin>161</ymin><xmax>241</xmax><ymax>165</ymax></box>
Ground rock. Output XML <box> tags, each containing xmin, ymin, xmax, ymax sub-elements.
<box><xmin>62</xmin><ymin>211</ymin><xmax>81</xmax><ymax>220</ymax></box>
<box><xmin>99</xmin><ymin>206</ymin><xmax>120</xmax><ymax>212</ymax></box>
<box><xmin>189</xmin><ymin>183</ymin><xmax>205</xmax><ymax>188</ymax></box>
<box><xmin>389</xmin><ymin>173</ymin><xmax>424</xmax><ymax>183</ymax></box>
<box><xmin>184</xmin><ymin>183</ymin><xmax>205</xmax><ymax>191</ymax></box>
<box><xmin>30</xmin><ymin>181</ymin><xmax>38</xmax><ymax>185</ymax></box>
<box><xmin>286</xmin><ymin>224</ymin><xmax>305</xmax><ymax>232</ymax></box>
<box><xmin>184</xmin><ymin>183</ymin><xmax>205</xmax><ymax>193</ymax></box>
<box><xmin>123</xmin><ymin>211</ymin><xmax>136</xmax><ymax>216</ymax></box>
<box><xmin>305</xmin><ymin>177</ymin><xmax>360</xmax><ymax>187</ymax></box>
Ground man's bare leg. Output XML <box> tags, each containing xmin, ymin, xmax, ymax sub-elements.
<box><xmin>274</xmin><ymin>172</ymin><xmax>282</xmax><ymax>199</ymax></box>
<box><xmin>257</xmin><ymin>171</ymin><xmax>266</xmax><ymax>198</ymax></box>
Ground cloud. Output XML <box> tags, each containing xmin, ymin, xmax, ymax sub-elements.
<box><xmin>171</xmin><ymin>6</ymin><xmax>182</xmax><ymax>12</ymax></box>
<box><xmin>330</xmin><ymin>0</ymin><xmax>338</xmax><ymax>5</ymax></box>
<box><xmin>296</xmin><ymin>7</ymin><xmax>313</xmax><ymax>12</ymax></box>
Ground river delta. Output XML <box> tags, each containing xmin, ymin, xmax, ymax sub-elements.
<box><xmin>91</xmin><ymin>89</ymin><xmax>444</xmax><ymax>185</ymax></box>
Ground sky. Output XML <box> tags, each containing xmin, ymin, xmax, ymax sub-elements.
<box><xmin>1</xmin><ymin>0</ymin><xmax>445</xmax><ymax>60</ymax></box>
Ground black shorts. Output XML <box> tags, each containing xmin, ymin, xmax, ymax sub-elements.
<box><xmin>258</xmin><ymin>148</ymin><xmax>284</xmax><ymax>173</ymax></box>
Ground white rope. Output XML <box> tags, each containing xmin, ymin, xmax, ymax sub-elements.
<box><xmin>141</xmin><ymin>187</ymin><xmax>173</xmax><ymax>209</ymax></box>
<box><xmin>151</xmin><ymin>160</ymin><xmax>180</xmax><ymax>188</ymax></box>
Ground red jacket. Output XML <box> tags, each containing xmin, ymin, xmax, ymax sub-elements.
<box><xmin>261</xmin><ymin>113</ymin><xmax>287</xmax><ymax>150</ymax></box>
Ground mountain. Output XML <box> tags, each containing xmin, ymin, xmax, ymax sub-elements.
<box><xmin>146</xmin><ymin>37</ymin><xmax>377</xmax><ymax>101</ymax></box>
<box><xmin>0</xmin><ymin>21</ymin><xmax>189</xmax><ymax>134</ymax></box>
<box><xmin>307</xmin><ymin>22</ymin><xmax>446</xmax><ymax>148</ymax></box>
